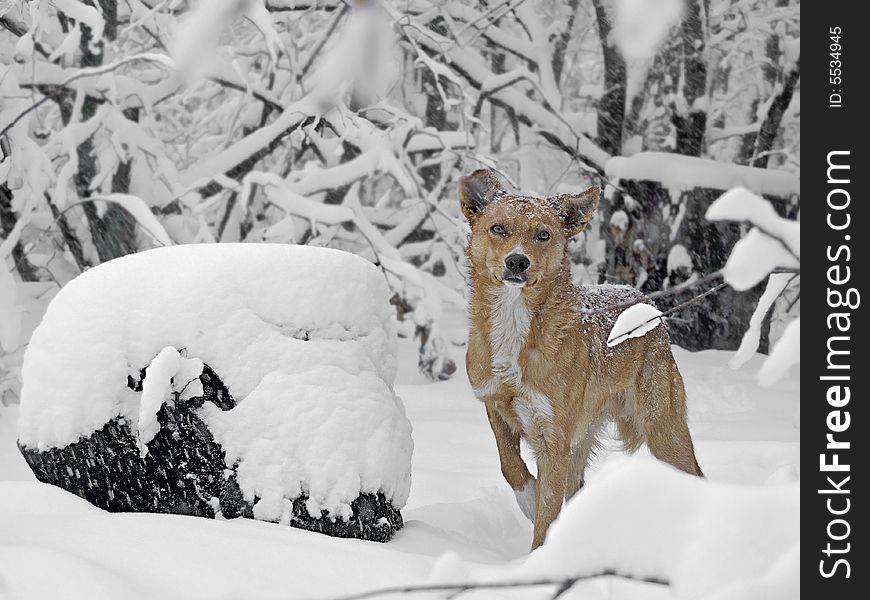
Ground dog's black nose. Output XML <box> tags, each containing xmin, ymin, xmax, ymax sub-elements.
<box><xmin>504</xmin><ymin>253</ymin><xmax>530</xmax><ymax>273</ymax></box>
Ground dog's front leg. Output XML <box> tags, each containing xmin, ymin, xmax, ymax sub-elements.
<box><xmin>531</xmin><ymin>439</ymin><xmax>570</xmax><ymax>550</ymax></box>
<box><xmin>484</xmin><ymin>401</ymin><xmax>536</xmax><ymax>522</ymax></box>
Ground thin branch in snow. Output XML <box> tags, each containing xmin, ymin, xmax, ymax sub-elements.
<box><xmin>326</xmin><ymin>570</ymin><xmax>668</xmax><ymax>600</ymax></box>
<box><xmin>605</xmin><ymin>280</ymin><xmax>730</xmax><ymax>347</ymax></box>
<box><xmin>1</xmin><ymin>53</ymin><xmax>174</xmax><ymax>138</ymax></box>
<box><xmin>582</xmin><ymin>270</ymin><xmax>723</xmax><ymax>317</ymax></box>
<box><xmin>454</xmin><ymin>0</ymin><xmax>529</xmax><ymax>39</ymax></box>
<box><xmin>300</xmin><ymin>4</ymin><xmax>350</xmax><ymax>79</ymax></box>
<box><xmin>388</xmin><ymin>9</ymin><xmax>610</xmax><ymax>173</ymax></box>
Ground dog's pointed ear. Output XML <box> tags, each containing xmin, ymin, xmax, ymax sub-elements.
<box><xmin>552</xmin><ymin>186</ymin><xmax>600</xmax><ymax>237</ymax></box>
<box><xmin>459</xmin><ymin>169</ymin><xmax>501</xmax><ymax>222</ymax></box>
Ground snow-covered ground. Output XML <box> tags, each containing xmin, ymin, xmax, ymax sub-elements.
<box><xmin>0</xmin><ymin>309</ymin><xmax>799</xmax><ymax>600</ymax></box>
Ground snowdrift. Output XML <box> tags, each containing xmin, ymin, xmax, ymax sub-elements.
<box><xmin>16</xmin><ymin>243</ymin><xmax>412</xmax><ymax>541</ymax></box>
<box><xmin>523</xmin><ymin>457</ymin><xmax>799</xmax><ymax>599</ymax></box>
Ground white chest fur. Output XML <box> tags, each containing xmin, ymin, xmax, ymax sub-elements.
<box><xmin>482</xmin><ymin>287</ymin><xmax>554</xmax><ymax>434</ymax></box>
<box><xmin>489</xmin><ymin>286</ymin><xmax>530</xmax><ymax>385</ymax></box>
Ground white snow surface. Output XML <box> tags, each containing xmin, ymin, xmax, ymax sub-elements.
<box><xmin>203</xmin><ymin>367</ymin><xmax>412</xmax><ymax>522</ymax></box>
<box><xmin>1</xmin><ymin>316</ymin><xmax>800</xmax><ymax>599</ymax></box>
<box><xmin>606</xmin><ymin>153</ymin><xmax>800</xmax><ymax>198</ymax></box>
<box><xmin>607</xmin><ymin>303</ymin><xmax>664</xmax><ymax>347</ymax></box>
<box><xmin>758</xmin><ymin>318</ymin><xmax>800</xmax><ymax>387</ymax></box>
<box><xmin>612</xmin><ymin>0</ymin><xmax>684</xmax><ymax>61</ymax></box>
<box><xmin>16</xmin><ymin>243</ymin><xmax>411</xmax><ymax>518</ymax></box>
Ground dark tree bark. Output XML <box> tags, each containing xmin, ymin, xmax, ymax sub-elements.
<box><xmin>738</xmin><ymin>0</ymin><xmax>790</xmax><ymax>166</ymax></box>
<box><xmin>551</xmin><ymin>0</ymin><xmax>580</xmax><ymax>85</ymax></box>
<box><xmin>591</xmin><ymin>0</ymin><xmax>626</xmax><ymax>156</ymax></box>
<box><xmin>0</xmin><ymin>183</ymin><xmax>39</xmax><ymax>281</ymax></box>
<box><xmin>748</xmin><ymin>58</ymin><xmax>799</xmax><ymax>352</ymax></box>
<box><xmin>672</xmin><ymin>0</ymin><xmax>707</xmax><ymax>157</ymax></box>
<box><xmin>42</xmin><ymin>192</ymin><xmax>92</xmax><ymax>272</ymax></box>
<box><xmin>751</xmin><ymin>60</ymin><xmax>799</xmax><ymax>169</ymax></box>
<box><xmin>416</xmin><ymin>17</ymin><xmax>456</xmax><ymax>192</ymax></box>
<box><xmin>64</xmin><ymin>4</ymin><xmax>138</xmax><ymax>262</ymax></box>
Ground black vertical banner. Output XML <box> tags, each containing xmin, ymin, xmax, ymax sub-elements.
<box><xmin>804</xmin><ymin>2</ymin><xmax>867</xmax><ymax>597</ymax></box>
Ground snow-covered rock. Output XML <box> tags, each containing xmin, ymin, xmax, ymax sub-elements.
<box><xmin>16</xmin><ymin>243</ymin><xmax>412</xmax><ymax>540</ymax></box>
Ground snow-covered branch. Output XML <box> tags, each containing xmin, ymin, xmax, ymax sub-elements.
<box><xmin>389</xmin><ymin>5</ymin><xmax>611</xmax><ymax>173</ymax></box>
<box><xmin>707</xmin><ymin>187</ymin><xmax>800</xmax><ymax>386</ymax></box>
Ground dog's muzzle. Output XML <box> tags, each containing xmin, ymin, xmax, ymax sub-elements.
<box><xmin>503</xmin><ymin>253</ymin><xmax>530</xmax><ymax>286</ymax></box>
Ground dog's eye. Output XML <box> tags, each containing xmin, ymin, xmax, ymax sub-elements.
<box><xmin>536</xmin><ymin>230</ymin><xmax>551</xmax><ymax>242</ymax></box>
<box><xmin>490</xmin><ymin>224</ymin><xmax>506</xmax><ymax>236</ymax></box>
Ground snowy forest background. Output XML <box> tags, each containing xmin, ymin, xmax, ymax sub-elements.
<box><xmin>0</xmin><ymin>1</ymin><xmax>802</xmax><ymax>598</ymax></box>
<box><xmin>0</xmin><ymin>0</ymin><xmax>799</xmax><ymax>398</ymax></box>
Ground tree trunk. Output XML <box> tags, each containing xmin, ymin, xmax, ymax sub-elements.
<box><xmin>0</xmin><ymin>183</ymin><xmax>39</xmax><ymax>281</ymax></box>
<box><xmin>751</xmin><ymin>61</ymin><xmax>799</xmax><ymax>169</ymax></box>
<box><xmin>72</xmin><ymin>5</ymin><xmax>137</xmax><ymax>262</ymax></box>
<box><xmin>551</xmin><ymin>0</ymin><xmax>580</xmax><ymax>85</ymax></box>
<box><xmin>591</xmin><ymin>0</ymin><xmax>626</xmax><ymax>156</ymax></box>
<box><xmin>672</xmin><ymin>0</ymin><xmax>707</xmax><ymax>157</ymax></box>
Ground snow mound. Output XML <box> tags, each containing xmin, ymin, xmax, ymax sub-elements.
<box><xmin>523</xmin><ymin>456</ymin><xmax>799</xmax><ymax>599</ymax></box>
<box><xmin>17</xmin><ymin>243</ymin><xmax>412</xmax><ymax>517</ymax></box>
<box><xmin>203</xmin><ymin>367</ymin><xmax>412</xmax><ymax>522</ymax></box>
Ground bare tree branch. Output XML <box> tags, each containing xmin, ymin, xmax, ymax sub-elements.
<box><xmin>327</xmin><ymin>570</ymin><xmax>669</xmax><ymax>600</ymax></box>
<box><xmin>392</xmin><ymin>14</ymin><xmax>610</xmax><ymax>173</ymax></box>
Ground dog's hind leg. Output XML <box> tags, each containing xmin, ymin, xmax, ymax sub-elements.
<box><xmin>564</xmin><ymin>416</ymin><xmax>606</xmax><ymax>501</ymax></box>
<box><xmin>637</xmin><ymin>355</ymin><xmax>703</xmax><ymax>477</ymax></box>
<box><xmin>532</xmin><ymin>438</ymin><xmax>571</xmax><ymax>549</ymax></box>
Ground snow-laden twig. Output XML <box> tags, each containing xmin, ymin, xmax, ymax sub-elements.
<box><xmin>729</xmin><ymin>272</ymin><xmax>797</xmax><ymax>369</ymax></box>
<box><xmin>607</xmin><ymin>302</ymin><xmax>663</xmax><ymax>347</ymax></box>
<box><xmin>388</xmin><ymin>5</ymin><xmax>610</xmax><ymax>173</ymax></box>
<box><xmin>581</xmin><ymin>270</ymin><xmax>723</xmax><ymax>317</ymax></box>
<box><xmin>299</xmin><ymin>4</ymin><xmax>350</xmax><ymax>78</ymax></box>
<box><xmin>758</xmin><ymin>318</ymin><xmax>799</xmax><ymax>387</ymax></box>
<box><xmin>76</xmin><ymin>194</ymin><xmax>174</xmax><ymax>247</ymax></box>
<box><xmin>604</xmin><ymin>280</ymin><xmax>730</xmax><ymax>347</ymax></box>
<box><xmin>0</xmin><ymin>53</ymin><xmax>175</xmax><ymax>138</ymax></box>
<box><xmin>707</xmin><ymin>187</ymin><xmax>801</xmax><ymax>385</ymax></box>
